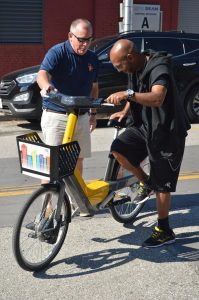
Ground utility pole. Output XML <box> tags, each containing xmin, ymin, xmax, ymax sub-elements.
<box><xmin>119</xmin><ymin>0</ymin><xmax>134</xmax><ymax>32</ymax></box>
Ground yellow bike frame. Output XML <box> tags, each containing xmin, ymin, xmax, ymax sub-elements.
<box><xmin>62</xmin><ymin>111</ymin><xmax>109</xmax><ymax>207</ymax></box>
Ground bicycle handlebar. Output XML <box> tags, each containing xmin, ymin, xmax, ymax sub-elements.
<box><xmin>47</xmin><ymin>92</ymin><xmax>125</xmax><ymax>109</ymax></box>
<box><xmin>47</xmin><ymin>92</ymin><xmax>104</xmax><ymax>108</ymax></box>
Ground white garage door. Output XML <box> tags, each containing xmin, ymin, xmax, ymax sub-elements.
<box><xmin>178</xmin><ymin>0</ymin><xmax>199</xmax><ymax>33</ymax></box>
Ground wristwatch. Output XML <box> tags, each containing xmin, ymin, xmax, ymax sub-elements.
<box><xmin>126</xmin><ymin>89</ymin><xmax>135</xmax><ymax>101</ymax></box>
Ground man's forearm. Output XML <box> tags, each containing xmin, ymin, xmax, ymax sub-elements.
<box><xmin>123</xmin><ymin>101</ymin><xmax>130</xmax><ymax>115</ymax></box>
<box><xmin>37</xmin><ymin>70</ymin><xmax>51</xmax><ymax>90</ymax></box>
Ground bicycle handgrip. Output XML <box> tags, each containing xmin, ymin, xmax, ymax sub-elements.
<box><xmin>103</xmin><ymin>99</ymin><xmax>127</xmax><ymax>107</ymax></box>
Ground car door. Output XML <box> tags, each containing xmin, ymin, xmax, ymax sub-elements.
<box><xmin>172</xmin><ymin>49</ymin><xmax>199</xmax><ymax>122</ymax></box>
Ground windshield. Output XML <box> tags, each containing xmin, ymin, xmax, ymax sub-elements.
<box><xmin>89</xmin><ymin>35</ymin><xmax>117</xmax><ymax>51</ymax></box>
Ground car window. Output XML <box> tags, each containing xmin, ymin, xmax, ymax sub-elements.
<box><xmin>144</xmin><ymin>37</ymin><xmax>184</xmax><ymax>56</ymax></box>
<box><xmin>98</xmin><ymin>38</ymin><xmax>142</xmax><ymax>61</ymax></box>
<box><xmin>182</xmin><ymin>39</ymin><xmax>199</xmax><ymax>53</ymax></box>
<box><xmin>89</xmin><ymin>36</ymin><xmax>116</xmax><ymax>51</ymax></box>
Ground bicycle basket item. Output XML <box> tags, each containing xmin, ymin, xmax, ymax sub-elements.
<box><xmin>16</xmin><ymin>132</ymin><xmax>80</xmax><ymax>181</ymax></box>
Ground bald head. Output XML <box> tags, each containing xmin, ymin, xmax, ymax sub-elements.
<box><xmin>110</xmin><ymin>39</ymin><xmax>144</xmax><ymax>73</ymax></box>
<box><xmin>70</xmin><ymin>18</ymin><xmax>93</xmax><ymax>35</ymax></box>
<box><xmin>110</xmin><ymin>39</ymin><xmax>138</xmax><ymax>60</ymax></box>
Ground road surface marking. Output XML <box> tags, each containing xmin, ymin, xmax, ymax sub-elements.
<box><xmin>0</xmin><ymin>174</ymin><xmax>199</xmax><ymax>197</ymax></box>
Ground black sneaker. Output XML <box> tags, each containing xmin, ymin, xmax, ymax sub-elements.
<box><xmin>142</xmin><ymin>226</ymin><xmax>176</xmax><ymax>248</ymax></box>
<box><xmin>133</xmin><ymin>182</ymin><xmax>153</xmax><ymax>204</ymax></box>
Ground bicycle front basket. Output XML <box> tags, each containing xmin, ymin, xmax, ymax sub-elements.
<box><xmin>16</xmin><ymin>131</ymin><xmax>80</xmax><ymax>181</ymax></box>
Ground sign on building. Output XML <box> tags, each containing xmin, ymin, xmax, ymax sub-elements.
<box><xmin>132</xmin><ymin>4</ymin><xmax>162</xmax><ymax>31</ymax></box>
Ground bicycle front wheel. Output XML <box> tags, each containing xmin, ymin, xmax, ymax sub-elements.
<box><xmin>108</xmin><ymin>161</ymin><xmax>145</xmax><ymax>224</ymax></box>
<box><xmin>13</xmin><ymin>185</ymin><xmax>70</xmax><ymax>272</ymax></box>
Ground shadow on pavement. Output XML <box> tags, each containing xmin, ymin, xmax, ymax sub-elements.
<box><xmin>17</xmin><ymin>120</ymin><xmax>41</xmax><ymax>131</ymax></box>
<box><xmin>33</xmin><ymin>193</ymin><xmax>199</xmax><ymax>279</ymax></box>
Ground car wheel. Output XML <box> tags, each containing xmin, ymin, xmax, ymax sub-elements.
<box><xmin>186</xmin><ymin>86</ymin><xmax>199</xmax><ymax>123</ymax></box>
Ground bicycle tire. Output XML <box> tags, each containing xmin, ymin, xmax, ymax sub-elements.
<box><xmin>108</xmin><ymin>160</ymin><xmax>145</xmax><ymax>224</ymax></box>
<box><xmin>12</xmin><ymin>185</ymin><xmax>71</xmax><ymax>272</ymax></box>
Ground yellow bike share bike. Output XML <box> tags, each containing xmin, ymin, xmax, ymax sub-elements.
<box><xmin>13</xmin><ymin>93</ymin><xmax>149</xmax><ymax>272</ymax></box>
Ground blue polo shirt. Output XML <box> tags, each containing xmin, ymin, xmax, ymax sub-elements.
<box><xmin>39</xmin><ymin>40</ymin><xmax>99</xmax><ymax>112</ymax></box>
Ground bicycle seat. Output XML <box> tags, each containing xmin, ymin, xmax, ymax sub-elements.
<box><xmin>47</xmin><ymin>92</ymin><xmax>105</xmax><ymax>109</ymax></box>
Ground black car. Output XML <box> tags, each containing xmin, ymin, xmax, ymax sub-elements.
<box><xmin>1</xmin><ymin>31</ymin><xmax>199</xmax><ymax>122</ymax></box>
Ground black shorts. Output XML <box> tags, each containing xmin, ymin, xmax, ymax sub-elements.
<box><xmin>110</xmin><ymin>126</ymin><xmax>185</xmax><ymax>192</ymax></box>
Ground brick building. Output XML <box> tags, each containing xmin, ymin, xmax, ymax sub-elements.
<box><xmin>0</xmin><ymin>0</ymin><xmax>179</xmax><ymax>77</ymax></box>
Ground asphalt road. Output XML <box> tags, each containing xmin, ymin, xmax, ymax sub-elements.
<box><xmin>0</xmin><ymin>117</ymin><xmax>199</xmax><ymax>300</ymax></box>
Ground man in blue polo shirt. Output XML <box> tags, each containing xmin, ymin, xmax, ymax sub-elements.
<box><xmin>37</xmin><ymin>18</ymin><xmax>99</xmax><ymax>175</ymax></box>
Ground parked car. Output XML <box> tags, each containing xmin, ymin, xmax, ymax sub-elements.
<box><xmin>1</xmin><ymin>31</ymin><xmax>199</xmax><ymax>122</ymax></box>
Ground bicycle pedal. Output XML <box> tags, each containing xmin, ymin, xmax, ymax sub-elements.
<box><xmin>45</xmin><ymin>236</ymin><xmax>57</xmax><ymax>244</ymax></box>
<box><xmin>43</xmin><ymin>217</ymin><xmax>62</xmax><ymax>244</ymax></box>
<box><xmin>28</xmin><ymin>232</ymin><xmax>37</xmax><ymax>239</ymax></box>
<box><xmin>39</xmin><ymin>231</ymin><xmax>57</xmax><ymax>244</ymax></box>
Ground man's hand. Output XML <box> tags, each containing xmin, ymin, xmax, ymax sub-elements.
<box><xmin>90</xmin><ymin>115</ymin><xmax>97</xmax><ymax>132</ymax></box>
<box><xmin>110</xmin><ymin>111</ymin><xmax>126</xmax><ymax>122</ymax></box>
<box><xmin>40</xmin><ymin>85</ymin><xmax>58</xmax><ymax>97</ymax></box>
<box><xmin>106</xmin><ymin>91</ymin><xmax>128</xmax><ymax>105</ymax></box>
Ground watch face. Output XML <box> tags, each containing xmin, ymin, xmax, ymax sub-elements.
<box><xmin>128</xmin><ymin>89</ymin><xmax>134</xmax><ymax>98</ymax></box>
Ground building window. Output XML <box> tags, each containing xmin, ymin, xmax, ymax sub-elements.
<box><xmin>0</xmin><ymin>0</ymin><xmax>43</xmax><ymax>43</ymax></box>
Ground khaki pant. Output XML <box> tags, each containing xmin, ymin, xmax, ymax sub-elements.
<box><xmin>41</xmin><ymin>110</ymin><xmax>91</xmax><ymax>158</ymax></box>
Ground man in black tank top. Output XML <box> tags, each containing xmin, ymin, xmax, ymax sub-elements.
<box><xmin>106</xmin><ymin>39</ymin><xmax>190</xmax><ymax>248</ymax></box>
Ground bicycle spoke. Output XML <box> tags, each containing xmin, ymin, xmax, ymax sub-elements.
<box><xmin>13</xmin><ymin>186</ymin><xmax>70</xmax><ymax>271</ymax></box>
<box><xmin>109</xmin><ymin>163</ymin><xmax>146</xmax><ymax>223</ymax></box>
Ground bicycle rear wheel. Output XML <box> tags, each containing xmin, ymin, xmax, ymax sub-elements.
<box><xmin>108</xmin><ymin>161</ymin><xmax>145</xmax><ymax>224</ymax></box>
<box><xmin>13</xmin><ymin>185</ymin><xmax>71</xmax><ymax>272</ymax></box>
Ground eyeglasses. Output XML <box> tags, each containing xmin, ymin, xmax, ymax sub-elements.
<box><xmin>71</xmin><ymin>32</ymin><xmax>93</xmax><ymax>43</ymax></box>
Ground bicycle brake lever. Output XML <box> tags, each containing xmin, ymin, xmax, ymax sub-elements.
<box><xmin>103</xmin><ymin>99</ymin><xmax>127</xmax><ymax>107</ymax></box>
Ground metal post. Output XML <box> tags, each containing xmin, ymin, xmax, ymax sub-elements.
<box><xmin>123</xmin><ymin>0</ymin><xmax>134</xmax><ymax>32</ymax></box>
